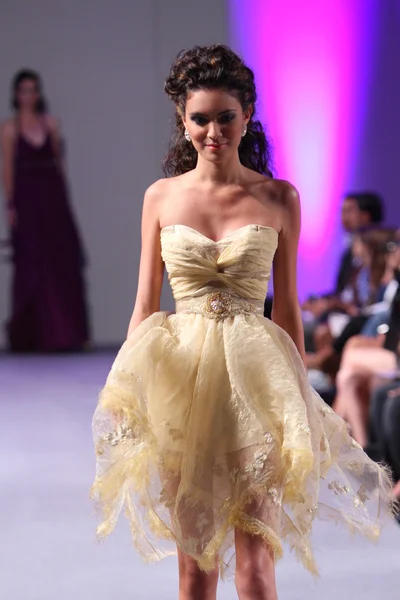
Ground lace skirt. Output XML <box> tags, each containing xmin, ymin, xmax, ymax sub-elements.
<box><xmin>91</xmin><ymin>293</ymin><xmax>394</xmax><ymax>577</ymax></box>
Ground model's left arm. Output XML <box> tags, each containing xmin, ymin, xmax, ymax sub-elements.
<box><xmin>271</xmin><ymin>183</ymin><xmax>305</xmax><ymax>363</ymax></box>
<box><xmin>46</xmin><ymin>115</ymin><xmax>65</xmax><ymax>176</ymax></box>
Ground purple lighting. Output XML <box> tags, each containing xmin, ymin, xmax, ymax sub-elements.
<box><xmin>229</xmin><ymin>0</ymin><xmax>377</xmax><ymax>298</ymax></box>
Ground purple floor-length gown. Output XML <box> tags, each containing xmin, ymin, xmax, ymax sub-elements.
<box><xmin>6</xmin><ymin>124</ymin><xmax>89</xmax><ymax>352</ymax></box>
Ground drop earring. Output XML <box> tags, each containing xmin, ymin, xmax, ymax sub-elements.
<box><xmin>242</xmin><ymin>125</ymin><xmax>247</xmax><ymax>137</ymax></box>
<box><xmin>184</xmin><ymin>128</ymin><xmax>191</xmax><ymax>142</ymax></box>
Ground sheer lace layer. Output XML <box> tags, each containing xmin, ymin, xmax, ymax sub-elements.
<box><xmin>91</xmin><ymin>225</ymin><xmax>393</xmax><ymax>577</ymax></box>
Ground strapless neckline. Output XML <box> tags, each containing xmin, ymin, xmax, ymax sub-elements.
<box><xmin>161</xmin><ymin>223</ymin><xmax>279</xmax><ymax>245</ymax></box>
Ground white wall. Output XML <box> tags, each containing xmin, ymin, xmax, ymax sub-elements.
<box><xmin>0</xmin><ymin>0</ymin><xmax>227</xmax><ymax>346</ymax></box>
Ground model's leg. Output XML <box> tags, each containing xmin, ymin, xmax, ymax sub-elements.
<box><xmin>235</xmin><ymin>529</ymin><xmax>278</xmax><ymax>600</ymax></box>
<box><xmin>177</xmin><ymin>549</ymin><xmax>218</xmax><ymax>600</ymax></box>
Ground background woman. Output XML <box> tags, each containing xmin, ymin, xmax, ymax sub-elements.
<box><xmin>1</xmin><ymin>69</ymin><xmax>89</xmax><ymax>352</ymax></box>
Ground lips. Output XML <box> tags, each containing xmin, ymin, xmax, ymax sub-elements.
<box><xmin>206</xmin><ymin>143</ymin><xmax>227</xmax><ymax>149</ymax></box>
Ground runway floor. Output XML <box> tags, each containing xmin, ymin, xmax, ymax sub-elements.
<box><xmin>1</xmin><ymin>352</ymin><xmax>398</xmax><ymax>600</ymax></box>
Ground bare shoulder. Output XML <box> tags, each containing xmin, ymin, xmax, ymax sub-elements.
<box><xmin>269</xmin><ymin>180</ymin><xmax>301</xmax><ymax>237</ymax></box>
<box><xmin>275</xmin><ymin>179</ymin><xmax>300</xmax><ymax>209</ymax></box>
<box><xmin>44</xmin><ymin>114</ymin><xmax>60</xmax><ymax>132</ymax></box>
<box><xmin>147</xmin><ymin>171</ymin><xmax>198</xmax><ymax>198</ymax></box>
<box><xmin>144</xmin><ymin>177</ymin><xmax>171</xmax><ymax>202</ymax></box>
<box><xmin>142</xmin><ymin>178</ymin><xmax>172</xmax><ymax>220</ymax></box>
<box><xmin>146</xmin><ymin>173</ymin><xmax>191</xmax><ymax>208</ymax></box>
<box><xmin>0</xmin><ymin>119</ymin><xmax>16</xmax><ymax>140</ymax></box>
<box><xmin>163</xmin><ymin>171</ymin><xmax>194</xmax><ymax>188</ymax></box>
<box><xmin>246</xmin><ymin>169</ymin><xmax>297</xmax><ymax>203</ymax></box>
<box><xmin>261</xmin><ymin>177</ymin><xmax>298</xmax><ymax>202</ymax></box>
<box><xmin>264</xmin><ymin>178</ymin><xmax>300</xmax><ymax>217</ymax></box>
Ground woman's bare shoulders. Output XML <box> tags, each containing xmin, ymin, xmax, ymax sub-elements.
<box><xmin>265</xmin><ymin>178</ymin><xmax>299</xmax><ymax>207</ymax></box>
<box><xmin>1</xmin><ymin>115</ymin><xmax>59</xmax><ymax>138</ymax></box>
<box><xmin>243</xmin><ymin>169</ymin><xmax>299</xmax><ymax>215</ymax></box>
<box><xmin>236</xmin><ymin>173</ymin><xmax>299</xmax><ymax>238</ymax></box>
<box><xmin>144</xmin><ymin>175</ymin><xmax>201</xmax><ymax>229</ymax></box>
<box><xmin>144</xmin><ymin>173</ymin><xmax>300</xmax><ymax>231</ymax></box>
<box><xmin>145</xmin><ymin>175</ymin><xmax>191</xmax><ymax>202</ymax></box>
<box><xmin>0</xmin><ymin>119</ymin><xmax>16</xmax><ymax>140</ymax></box>
<box><xmin>244</xmin><ymin>168</ymin><xmax>296</xmax><ymax>199</ymax></box>
<box><xmin>145</xmin><ymin>177</ymin><xmax>174</xmax><ymax>199</ymax></box>
<box><xmin>143</xmin><ymin>178</ymin><xmax>173</xmax><ymax>217</ymax></box>
<box><xmin>44</xmin><ymin>114</ymin><xmax>57</xmax><ymax>124</ymax></box>
<box><xmin>44</xmin><ymin>114</ymin><xmax>60</xmax><ymax>131</ymax></box>
<box><xmin>262</xmin><ymin>178</ymin><xmax>301</xmax><ymax>233</ymax></box>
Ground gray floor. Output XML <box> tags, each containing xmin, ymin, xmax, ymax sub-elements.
<box><xmin>1</xmin><ymin>352</ymin><xmax>398</xmax><ymax>600</ymax></box>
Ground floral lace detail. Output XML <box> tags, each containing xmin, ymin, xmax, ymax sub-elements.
<box><xmin>320</xmin><ymin>435</ymin><xmax>328</xmax><ymax>452</ymax></box>
<box><xmin>354</xmin><ymin>485</ymin><xmax>369</xmax><ymax>508</ymax></box>
<box><xmin>160</xmin><ymin>420</ymin><xmax>184</xmax><ymax>442</ymax></box>
<box><xmin>264</xmin><ymin>432</ymin><xmax>274</xmax><ymax>444</ymax></box>
<box><xmin>95</xmin><ymin>422</ymin><xmax>133</xmax><ymax>456</ymax></box>
<box><xmin>159</xmin><ymin>487</ymin><xmax>175</xmax><ymax>509</ymax></box>
<box><xmin>347</xmin><ymin>460</ymin><xmax>365</xmax><ymax>477</ymax></box>
<box><xmin>319</xmin><ymin>404</ymin><xmax>334</xmax><ymax>417</ymax></box>
<box><xmin>244</xmin><ymin>449</ymin><xmax>269</xmax><ymax>477</ymax></box>
<box><xmin>268</xmin><ymin>487</ymin><xmax>282</xmax><ymax>506</ymax></box>
<box><xmin>299</xmin><ymin>424</ymin><xmax>311</xmax><ymax>434</ymax></box>
<box><xmin>328</xmin><ymin>481</ymin><xmax>350</xmax><ymax>495</ymax></box>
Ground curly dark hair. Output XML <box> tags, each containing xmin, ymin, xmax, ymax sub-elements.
<box><xmin>163</xmin><ymin>45</ymin><xmax>273</xmax><ymax>178</ymax></box>
<box><xmin>11</xmin><ymin>69</ymin><xmax>48</xmax><ymax>114</ymax></box>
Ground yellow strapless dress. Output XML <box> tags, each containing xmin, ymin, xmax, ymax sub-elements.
<box><xmin>91</xmin><ymin>224</ymin><xmax>393</xmax><ymax>576</ymax></box>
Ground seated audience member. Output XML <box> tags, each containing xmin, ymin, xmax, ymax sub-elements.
<box><xmin>306</xmin><ymin>227</ymin><xmax>397</xmax><ymax>374</ymax></box>
<box><xmin>352</xmin><ymin>237</ymin><xmax>400</xmax><ymax>341</ymax></box>
<box><xmin>367</xmin><ymin>382</ymin><xmax>400</xmax><ymax>507</ymax></box>
<box><xmin>333</xmin><ymin>262</ymin><xmax>400</xmax><ymax>447</ymax></box>
<box><xmin>303</xmin><ymin>191</ymin><xmax>384</xmax><ymax>352</ymax></box>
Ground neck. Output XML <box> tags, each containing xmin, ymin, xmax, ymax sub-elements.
<box><xmin>19</xmin><ymin>109</ymin><xmax>38</xmax><ymax>120</ymax></box>
<box><xmin>194</xmin><ymin>152</ymin><xmax>245</xmax><ymax>185</ymax></box>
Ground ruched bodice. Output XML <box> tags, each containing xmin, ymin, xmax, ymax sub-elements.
<box><xmin>161</xmin><ymin>224</ymin><xmax>278</xmax><ymax>301</ymax></box>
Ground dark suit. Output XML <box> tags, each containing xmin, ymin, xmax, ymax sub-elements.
<box><xmin>335</xmin><ymin>246</ymin><xmax>354</xmax><ymax>294</ymax></box>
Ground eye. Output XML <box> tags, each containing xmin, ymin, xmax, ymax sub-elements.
<box><xmin>218</xmin><ymin>113</ymin><xmax>235</xmax><ymax>124</ymax></box>
<box><xmin>191</xmin><ymin>116</ymin><xmax>208</xmax><ymax>126</ymax></box>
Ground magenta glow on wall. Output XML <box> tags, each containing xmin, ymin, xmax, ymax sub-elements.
<box><xmin>229</xmin><ymin>0</ymin><xmax>377</xmax><ymax>298</ymax></box>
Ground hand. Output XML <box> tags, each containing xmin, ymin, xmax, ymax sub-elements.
<box><xmin>388</xmin><ymin>387</ymin><xmax>400</xmax><ymax>399</ymax></box>
<box><xmin>346</xmin><ymin>304</ymin><xmax>360</xmax><ymax>317</ymax></box>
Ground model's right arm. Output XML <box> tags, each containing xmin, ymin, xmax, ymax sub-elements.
<box><xmin>127</xmin><ymin>182</ymin><xmax>165</xmax><ymax>337</ymax></box>
<box><xmin>0</xmin><ymin>122</ymin><xmax>16</xmax><ymax>225</ymax></box>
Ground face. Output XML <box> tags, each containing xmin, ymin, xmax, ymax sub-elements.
<box><xmin>183</xmin><ymin>88</ymin><xmax>250</xmax><ymax>163</ymax></box>
<box><xmin>341</xmin><ymin>198</ymin><xmax>362</xmax><ymax>232</ymax></box>
<box><xmin>16</xmin><ymin>78</ymin><xmax>40</xmax><ymax>111</ymax></box>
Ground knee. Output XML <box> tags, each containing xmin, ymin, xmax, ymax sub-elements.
<box><xmin>179</xmin><ymin>560</ymin><xmax>218</xmax><ymax>596</ymax></box>
<box><xmin>236</xmin><ymin>557</ymin><xmax>277</xmax><ymax>599</ymax></box>
<box><xmin>336</xmin><ymin>368</ymin><xmax>355</xmax><ymax>389</ymax></box>
<box><xmin>344</xmin><ymin>335</ymin><xmax>365</xmax><ymax>350</ymax></box>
